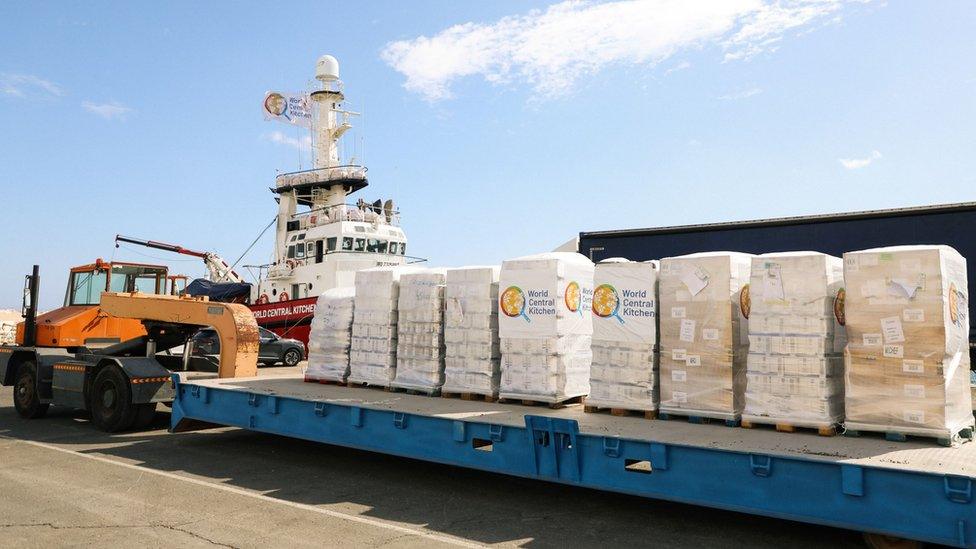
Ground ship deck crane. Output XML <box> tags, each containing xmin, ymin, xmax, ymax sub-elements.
<box><xmin>115</xmin><ymin>235</ymin><xmax>244</xmax><ymax>284</ymax></box>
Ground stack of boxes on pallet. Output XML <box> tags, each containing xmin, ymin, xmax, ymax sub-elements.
<box><xmin>658</xmin><ymin>252</ymin><xmax>752</xmax><ymax>423</ymax></box>
<box><xmin>305</xmin><ymin>287</ymin><xmax>356</xmax><ymax>383</ymax></box>
<box><xmin>742</xmin><ymin>252</ymin><xmax>846</xmax><ymax>431</ymax></box>
<box><xmin>843</xmin><ymin>245</ymin><xmax>974</xmax><ymax>442</ymax></box>
<box><xmin>498</xmin><ymin>252</ymin><xmax>594</xmax><ymax>405</ymax></box>
<box><xmin>392</xmin><ymin>269</ymin><xmax>448</xmax><ymax>394</ymax></box>
<box><xmin>586</xmin><ymin>258</ymin><xmax>659</xmax><ymax>414</ymax></box>
<box><xmin>442</xmin><ymin>266</ymin><xmax>501</xmax><ymax>398</ymax></box>
<box><xmin>348</xmin><ymin>266</ymin><xmax>424</xmax><ymax>388</ymax></box>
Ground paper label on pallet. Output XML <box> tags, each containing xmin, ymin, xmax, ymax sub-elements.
<box><xmin>902</xmin><ymin>359</ymin><xmax>924</xmax><ymax>374</ymax></box>
<box><xmin>672</xmin><ymin>391</ymin><xmax>688</xmax><ymax>404</ymax></box>
<box><xmin>671</xmin><ymin>306</ymin><xmax>686</xmax><ymax>318</ymax></box>
<box><xmin>903</xmin><ymin>410</ymin><xmax>925</xmax><ymax>424</ymax></box>
<box><xmin>680</xmin><ymin>266</ymin><xmax>709</xmax><ymax>296</ymax></box>
<box><xmin>671</xmin><ymin>348</ymin><xmax>687</xmax><ymax>361</ymax></box>
<box><xmin>880</xmin><ymin>316</ymin><xmax>905</xmax><ymax>343</ymax></box>
<box><xmin>883</xmin><ymin>344</ymin><xmax>904</xmax><ymax>358</ymax></box>
<box><xmin>862</xmin><ymin>333</ymin><xmax>882</xmax><ymax>346</ymax></box>
<box><xmin>679</xmin><ymin>319</ymin><xmax>696</xmax><ymax>342</ymax></box>
<box><xmin>761</xmin><ymin>262</ymin><xmax>785</xmax><ymax>300</ymax></box>
<box><xmin>903</xmin><ymin>384</ymin><xmax>925</xmax><ymax>399</ymax></box>
<box><xmin>686</xmin><ymin>354</ymin><xmax>701</xmax><ymax>367</ymax></box>
<box><xmin>702</xmin><ymin>328</ymin><xmax>719</xmax><ymax>341</ymax></box>
<box><xmin>902</xmin><ymin>309</ymin><xmax>924</xmax><ymax>322</ymax></box>
<box><xmin>672</xmin><ymin>370</ymin><xmax>687</xmax><ymax>382</ymax></box>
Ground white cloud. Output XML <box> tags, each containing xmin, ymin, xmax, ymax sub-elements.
<box><xmin>0</xmin><ymin>73</ymin><xmax>63</xmax><ymax>98</ymax></box>
<box><xmin>839</xmin><ymin>150</ymin><xmax>882</xmax><ymax>170</ymax></box>
<box><xmin>382</xmin><ymin>0</ymin><xmax>867</xmax><ymax>101</ymax></box>
<box><xmin>265</xmin><ymin>131</ymin><xmax>312</xmax><ymax>150</ymax></box>
<box><xmin>664</xmin><ymin>60</ymin><xmax>691</xmax><ymax>76</ymax></box>
<box><xmin>82</xmin><ymin>101</ymin><xmax>133</xmax><ymax>120</ymax></box>
<box><xmin>718</xmin><ymin>86</ymin><xmax>763</xmax><ymax>100</ymax></box>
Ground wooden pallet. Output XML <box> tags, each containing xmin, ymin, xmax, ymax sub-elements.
<box><xmin>498</xmin><ymin>395</ymin><xmax>584</xmax><ymax>410</ymax></box>
<box><xmin>441</xmin><ymin>392</ymin><xmax>497</xmax><ymax>403</ymax></box>
<box><xmin>740</xmin><ymin>419</ymin><xmax>837</xmax><ymax>437</ymax></box>
<box><xmin>389</xmin><ymin>386</ymin><xmax>441</xmax><ymax>397</ymax></box>
<box><xmin>346</xmin><ymin>381</ymin><xmax>394</xmax><ymax>392</ymax></box>
<box><xmin>843</xmin><ymin>426</ymin><xmax>974</xmax><ymax>447</ymax></box>
<box><xmin>658</xmin><ymin>411</ymin><xmax>740</xmax><ymax>427</ymax></box>
<box><xmin>584</xmin><ymin>405</ymin><xmax>657</xmax><ymax>420</ymax></box>
<box><xmin>304</xmin><ymin>377</ymin><xmax>347</xmax><ymax>386</ymax></box>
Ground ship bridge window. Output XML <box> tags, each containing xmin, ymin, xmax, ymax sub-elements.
<box><xmin>307</xmin><ymin>242</ymin><xmax>315</xmax><ymax>255</ymax></box>
<box><xmin>295</xmin><ymin>244</ymin><xmax>306</xmax><ymax>259</ymax></box>
<box><xmin>327</xmin><ymin>237</ymin><xmax>337</xmax><ymax>252</ymax></box>
<box><xmin>366</xmin><ymin>239</ymin><xmax>388</xmax><ymax>253</ymax></box>
<box><xmin>389</xmin><ymin>242</ymin><xmax>399</xmax><ymax>254</ymax></box>
<box><xmin>354</xmin><ymin>238</ymin><xmax>366</xmax><ymax>252</ymax></box>
<box><xmin>400</xmin><ymin>243</ymin><xmax>407</xmax><ymax>255</ymax></box>
<box><xmin>298</xmin><ymin>233</ymin><xmax>306</xmax><ymax>240</ymax></box>
<box><xmin>342</xmin><ymin>237</ymin><xmax>353</xmax><ymax>251</ymax></box>
<box><xmin>287</xmin><ymin>246</ymin><xmax>296</xmax><ymax>259</ymax></box>
<box><xmin>290</xmin><ymin>235</ymin><xmax>298</xmax><ymax>242</ymax></box>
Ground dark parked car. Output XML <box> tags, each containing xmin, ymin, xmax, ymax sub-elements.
<box><xmin>191</xmin><ymin>327</ymin><xmax>305</xmax><ymax>367</ymax></box>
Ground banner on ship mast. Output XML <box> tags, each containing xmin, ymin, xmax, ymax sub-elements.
<box><xmin>262</xmin><ymin>91</ymin><xmax>312</xmax><ymax>128</ymax></box>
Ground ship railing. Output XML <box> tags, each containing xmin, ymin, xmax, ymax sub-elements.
<box><xmin>275</xmin><ymin>165</ymin><xmax>367</xmax><ymax>189</ymax></box>
<box><xmin>291</xmin><ymin>202</ymin><xmax>402</xmax><ymax>228</ymax></box>
<box><xmin>266</xmin><ymin>251</ymin><xmax>426</xmax><ymax>275</ymax></box>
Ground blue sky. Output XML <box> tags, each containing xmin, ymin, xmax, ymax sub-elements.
<box><xmin>1</xmin><ymin>1</ymin><xmax>974</xmax><ymax>310</ymax></box>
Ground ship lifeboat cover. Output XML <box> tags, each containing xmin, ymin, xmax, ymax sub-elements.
<box><xmin>185</xmin><ymin>278</ymin><xmax>253</xmax><ymax>304</ymax></box>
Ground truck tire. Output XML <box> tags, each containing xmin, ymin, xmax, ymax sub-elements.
<box><xmin>283</xmin><ymin>348</ymin><xmax>302</xmax><ymax>367</ymax></box>
<box><xmin>132</xmin><ymin>403</ymin><xmax>158</xmax><ymax>430</ymax></box>
<box><xmin>13</xmin><ymin>361</ymin><xmax>49</xmax><ymax>419</ymax></box>
<box><xmin>89</xmin><ymin>366</ymin><xmax>137</xmax><ymax>432</ymax></box>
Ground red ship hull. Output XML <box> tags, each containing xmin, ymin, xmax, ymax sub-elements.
<box><xmin>249</xmin><ymin>296</ymin><xmax>317</xmax><ymax>347</ymax></box>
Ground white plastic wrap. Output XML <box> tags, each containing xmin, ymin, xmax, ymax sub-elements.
<box><xmin>498</xmin><ymin>252</ymin><xmax>594</xmax><ymax>403</ymax></box>
<box><xmin>843</xmin><ymin>245</ymin><xmax>974</xmax><ymax>440</ymax></box>
<box><xmin>658</xmin><ymin>252</ymin><xmax>752</xmax><ymax>420</ymax></box>
<box><xmin>586</xmin><ymin>259</ymin><xmax>659</xmax><ymax>411</ymax></box>
<box><xmin>305</xmin><ymin>287</ymin><xmax>356</xmax><ymax>382</ymax></box>
<box><xmin>392</xmin><ymin>269</ymin><xmax>447</xmax><ymax>392</ymax></box>
<box><xmin>442</xmin><ymin>266</ymin><xmax>501</xmax><ymax>396</ymax></box>
<box><xmin>348</xmin><ymin>265</ymin><xmax>427</xmax><ymax>387</ymax></box>
<box><xmin>742</xmin><ymin>251</ymin><xmax>846</xmax><ymax>428</ymax></box>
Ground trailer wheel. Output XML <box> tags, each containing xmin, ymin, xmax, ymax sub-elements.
<box><xmin>13</xmin><ymin>361</ymin><xmax>49</xmax><ymax>419</ymax></box>
<box><xmin>132</xmin><ymin>403</ymin><xmax>158</xmax><ymax>430</ymax></box>
<box><xmin>283</xmin><ymin>348</ymin><xmax>302</xmax><ymax>367</ymax></box>
<box><xmin>89</xmin><ymin>366</ymin><xmax>137</xmax><ymax>432</ymax></box>
<box><xmin>862</xmin><ymin>533</ymin><xmax>922</xmax><ymax>549</ymax></box>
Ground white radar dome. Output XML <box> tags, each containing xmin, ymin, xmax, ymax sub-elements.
<box><xmin>316</xmin><ymin>55</ymin><xmax>340</xmax><ymax>82</ymax></box>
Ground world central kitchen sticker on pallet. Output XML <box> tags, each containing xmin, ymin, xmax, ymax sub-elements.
<box><xmin>498</xmin><ymin>253</ymin><xmax>594</xmax><ymax>338</ymax></box>
<box><xmin>591</xmin><ymin>261</ymin><xmax>658</xmax><ymax>344</ymax></box>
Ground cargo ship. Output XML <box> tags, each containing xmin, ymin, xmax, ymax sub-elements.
<box><xmin>249</xmin><ymin>55</ymin><xmax>416</xmax><ymax>343</ymax></box>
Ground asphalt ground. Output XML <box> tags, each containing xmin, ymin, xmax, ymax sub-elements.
<box><xmin>0</xmin><ymin>365</ymin><xmax>870</xmax><ymax>548</ymax></box>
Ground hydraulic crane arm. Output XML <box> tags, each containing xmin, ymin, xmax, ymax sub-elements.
<box><xmin>115</xmin><ymin>235</ymin><xmax>244</xmax><ymax>284</ymax></box>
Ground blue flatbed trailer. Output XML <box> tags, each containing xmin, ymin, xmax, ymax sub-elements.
<box><xmin>171</xmin><ymin>374</ymin><xmax>976</xmax><ymax>547</ymax></box>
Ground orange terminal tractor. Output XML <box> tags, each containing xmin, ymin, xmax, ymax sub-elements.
<box><xmin>1</xmin><ymin>261</ymin><xmax>259</xmax><ymax>432</ymax></box>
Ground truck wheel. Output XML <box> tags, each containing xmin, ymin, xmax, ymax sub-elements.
<box><xmin>89</xmin><ymin>366</ymin><xmax>137</xmax><ymax>432</ymax></box>
<box><xmin>283</xmin><ymin>348</ymin><xmax>302</xmax><ymax>367</ymax></box>
<box><xmin>13</xmin><ymin>361</ymin><xmax>49</xmax><ymax>419</ymax></box>
<box><xmin>132</xmin><ymin>403</ymin><xmax>158</xmax><ymax>430</ymax></box>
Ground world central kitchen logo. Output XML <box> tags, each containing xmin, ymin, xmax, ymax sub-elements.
<box><xmin>592</xmin><ymin>284</ymin><xmax>655</xmax><ymax>323</ymax></box>
<box><xmin>500</xmin><ymin>281</ymin><xmax>585</xmax><ymax>323</ymax></box>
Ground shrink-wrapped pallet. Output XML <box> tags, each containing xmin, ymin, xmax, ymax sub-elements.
<box><xmin>305</xmin><ymin>287</ymin><xmax>356</xmax><ymax>382</ymax></box>
<box><xmin>498</xmin><ymin>252</ymin><xmax>594</xmax><ymax>403</ymax></box>
<box><xmin>586</xmin><ymin>258</ymin><xmax>659</xmax><ymax>412</ymax></box>
<box><xmin>742</xmin><ymin>252</ymin><xmax>846</xmax><ymax>429</ymax></box>
<box><xmin>843</xmin><ymin>245</ymin><xmax>974</xmax><ymax>442</ymax></box>
<box><xmin>348</xmin><ymin>265</ymin><xmax>426</xmax><ymax>387</ymax></box>
<box><xmin>659</xmin><ymin>252</ymin><xmax>752</xmax><ymax>421</ymax></box>
<box><xmin>442</xmin><ymin>266</ymin><xmax>501</xmax><ymax>397</ymax></box>
<box><xmin>392</xmin><ymin>269</ymin><xmax>447</xmax><ymax>393</ymax></box>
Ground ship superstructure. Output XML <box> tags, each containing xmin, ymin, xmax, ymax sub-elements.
<box><xmin>251</xmin><ymin>55</ymin><xmax>410</xmax><ymax>341</ymax></box>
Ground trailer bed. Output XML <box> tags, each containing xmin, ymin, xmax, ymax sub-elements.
<box><xmin>172</xmin><ymin>373</ymin><xmax>976</xmax><ymax>547</ymax></box>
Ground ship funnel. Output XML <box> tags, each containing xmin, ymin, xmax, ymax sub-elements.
<box><xmin>316</xmin><ymin>55</ymin><xmax>340</xmax><ymax>83</ymax></box>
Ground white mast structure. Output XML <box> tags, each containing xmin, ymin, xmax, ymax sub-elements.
<box><xmin>256</xmin><ymin>55</ymin><xmax>408</xmax><ymax>304</ymax></box>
